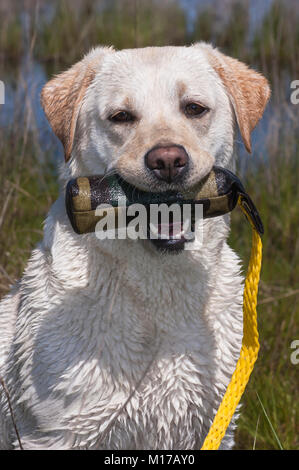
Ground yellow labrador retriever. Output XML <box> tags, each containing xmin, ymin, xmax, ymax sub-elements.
<box><xmin>0</xmin><ymin>43</ymin><xmax>270</xmax><ymax>449</ymax></box>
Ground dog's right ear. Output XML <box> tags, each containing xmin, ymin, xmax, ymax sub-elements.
<box><xmin>41</xmin><ymin>46</ymin><xmax>114</xmax><ymax>162</ymax></box>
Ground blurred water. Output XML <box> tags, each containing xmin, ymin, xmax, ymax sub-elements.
<box><xmin>0</xmin><ymin>57</ymin><xmax>63</xmax><ymax>160</ymax></box>
<box><xmin>0</xmin><ymin>4</ymin><xmax>63</xmax><ymax>160</ymax></box>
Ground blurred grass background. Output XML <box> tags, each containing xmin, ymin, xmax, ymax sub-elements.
<box><xmin>0</xmin><ymin>0</ymin><xmax>298</xmax><ymax>450</ymax></box>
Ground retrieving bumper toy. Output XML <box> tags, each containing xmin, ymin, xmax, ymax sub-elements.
<box><xmin>65</xmin><ymin>166</ymin><xmax>263</xmax><ymax>450</ymax></box>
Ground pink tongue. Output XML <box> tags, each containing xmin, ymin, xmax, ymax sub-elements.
<box><xmin>158</xmin><ymin>222</ymin><xmax>183</xmax><ymax>238</ymax></box>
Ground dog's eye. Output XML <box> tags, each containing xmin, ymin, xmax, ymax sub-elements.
<box><xmin>109</xmin><ymin>111</ymin><xmax>135</xmax><ymax>123</ymax></box>
<box><xmin>185</xmin><ymin>102</ymin><xmax>208</xmax><ymax>117</ymax></box>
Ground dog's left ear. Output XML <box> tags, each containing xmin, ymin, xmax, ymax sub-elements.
<box><xmin>200</xmin><ymin>43</ymin><xmax>271</xmax><ymax>153</ymax></box>
<box><xmin>41</xmin><ymin>46</ymin><xmax>114</xmax><ymax>161</ymax></box>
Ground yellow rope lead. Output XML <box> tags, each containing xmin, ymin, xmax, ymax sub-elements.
<box><xmin>201</xmin><ymin>202</ymin><xmax>263</xmax><ymax>450</ymax></box>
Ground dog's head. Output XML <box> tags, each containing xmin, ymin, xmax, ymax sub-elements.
<box><xmin>41</xmin><ymin>44</ymin><xmax>270</xmax><ymax>251</ymax></box>
<box><xmin>41</xmin><ymin>44</ymin><xmax>270</xmax><ymax>185</ymax></box>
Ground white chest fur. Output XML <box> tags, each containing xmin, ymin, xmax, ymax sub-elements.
<box><xmin>1</xmin><ymin>206</ymin><xmax>243</xmax><ymax>450</ymax></box>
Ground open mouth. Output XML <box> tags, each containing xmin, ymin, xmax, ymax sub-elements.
<box><xmin>114</xmin><ymin>176</ymin><xmax>198</xmax><ymax>253</ymax></box>
<box><xmin>147</xmin><ymin>215</ymin><xmax>195</xmax><ymax>253</ymax></box>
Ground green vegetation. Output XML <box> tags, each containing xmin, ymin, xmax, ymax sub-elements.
<box><xmin>192</xmin><ymin>1</ymin><xmax>250</xmax><ymax>61</ymax></box>
<box><xmin>2</xmin><ymin>0</ymin><xmax>297</xmax><ymax>81</ymax></box>
<box><xmin>0</xmin><ymin>0</ymin><xmax>298</xmax><ymax>450</ymax></box>
<box><xmin>0</xmin><ymin>128</ymin><xmax>58</xmax><ymax>295</ymax></box>
<box><xmin>230</xmin><ymin>139</ymin><xmax>299</xmax><ymax>450</ymax></box>
<box><xmin>36</xmin><ymin>0</ymin><xmax>187</xmax><ymax>66</ymax></box>
<box><xmin>252</xmin><ymin>0</ymin><xmax>299</xmax><ymax>81</ymax></box>
<box><xmin>0</xmin><ymin>15</ymin><xmax>23</xmax><ymax>61</ymax></box>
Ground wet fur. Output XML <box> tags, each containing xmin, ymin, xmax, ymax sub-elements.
<box><xmin>0</xmin><ymin>43</ymin><xmax>270</xmax><ymax>449</ymax></box>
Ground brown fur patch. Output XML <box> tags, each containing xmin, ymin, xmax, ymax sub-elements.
<box><xmin>205</xmin><ymin>47</ymin><xmax>271</xmax><ymax>153</ymax></box>
<box><xmin>40</xmin><ymin>47</ymin><xmax>114</xmax><ymax>161</ymax></box>
<box><xmin>177</xmin><ymin>81</ymin><xmax>187</xmax><ymax>99</ymax></box>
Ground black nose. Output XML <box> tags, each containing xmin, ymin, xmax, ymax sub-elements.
<box><xmin>145</xmin><ymin>145</ymin><xmax>189</xmax><ymax>183</ymax></box>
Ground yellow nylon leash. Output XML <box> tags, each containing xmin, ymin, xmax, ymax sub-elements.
<box><xmin>201</xmin><ymin>197</ymin><xmax>263</xmax><ymax>450</ymax></box>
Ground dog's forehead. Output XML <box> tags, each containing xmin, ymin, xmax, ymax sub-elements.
<box><xmin>94</xmin><ymin>46</ymin><xmax>217</xmax><ymax>108</ymax></box>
